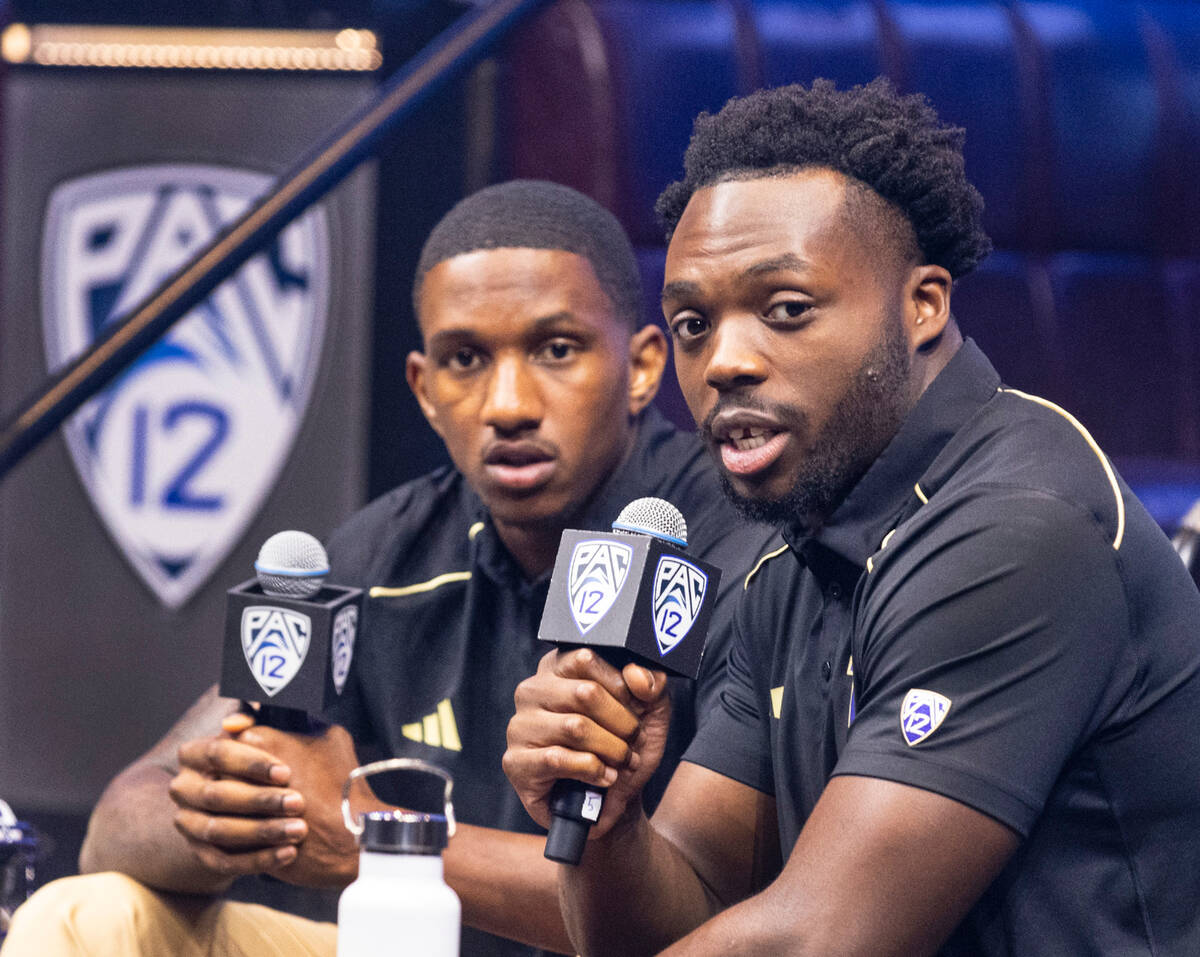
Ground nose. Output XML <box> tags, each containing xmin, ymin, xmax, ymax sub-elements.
<box><xmin>704</xmin><ymin>315</ymin><xmax>768</xmax><ymax>393</ymax></box>
<box><xmin>482</xmin><ymin>354</ymin><xmax>543</xmax><ymax>434</ymax></box>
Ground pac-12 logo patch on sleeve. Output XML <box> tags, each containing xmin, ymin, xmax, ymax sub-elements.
<box><xmin>652</xmin><ymin>556</ymin><xmax>707</xmax><ymax>655</ymax></box>
<box><xmin>900</xmin><ymin>688</ymin><xmax>952</xmax><ymax>746</ymax></box>
<box><xmin>568</xmin><ymin>540</ymin><xmax>633</xmax><ymax>634</ymax></box>
<box><xmin>41</xmin><ymin>165</ymin><xmax>331</xmax><ymax>609</ymax></box>
<box><xmin>242</xmin><ymin>606</ymin><xmax>312</xmax><ymax>697</ymax></box>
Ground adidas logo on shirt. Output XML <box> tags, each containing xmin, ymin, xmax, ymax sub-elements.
<box><xmin>401</xmin><ymin>698</ymin><xmax>462</xmax><ymax>751</ymax></box>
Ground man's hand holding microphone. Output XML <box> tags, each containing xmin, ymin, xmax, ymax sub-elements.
<box><xmin>169</xmin><ymin>529</ymin><xmax>379</xmax><ymax>888</ymax></box>
<box><xmin>504</xmin><ymin>645</ymin><xmax>674</xmax><ymax>845</ymax></box>
<box><xmin>168</xmin><ymin>711</ymin><xmax>367</xmax><ymax>887</ymax></box>
<box><xmin>504</xmin><ymin>497</ymin><xmax>720</xmax><ymax>861</ymax></box>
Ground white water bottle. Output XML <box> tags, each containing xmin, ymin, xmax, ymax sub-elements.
<box><xmin>337</xmin><ymin>759</ymin><xmax>461</xmax><ymax>957</ymax></box>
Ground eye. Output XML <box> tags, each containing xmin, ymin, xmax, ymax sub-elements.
<box><xmin>765</xmin><ymin>299</ymin><xmax>811</xmax><ymax>324</ymax></box>
<box><xmin>671</xmin><ymin>313</ymin><xmax>710</xmax><ymax>344</ymax></box>
<box><xmin>446</xmin><ymin>347</ymin><xmax>481</xmax><ymax>372</ymax></box>
<box><xmin>535</xmin><ymin>339</ymin><xmax>580</xmax><ymax>363</ymax></box>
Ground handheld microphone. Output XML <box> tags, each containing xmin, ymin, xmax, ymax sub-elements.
<box><xmin>537</xmin><ymin>497</ymin><xmax>722</xmax><ymax>864</ymax></box>
<box><xmin>220</xmin><ymin>530</ymin><xmax>363</xmax><ymax>732</ymax></box>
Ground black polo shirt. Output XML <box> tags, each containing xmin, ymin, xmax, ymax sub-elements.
<box><xmin>323</xmin><ymin>406</ymin><xmax>776</xmax><ymax>957</ymax></box>
<box><xmin>686</xmin><ymin>340</ymin><xmax>1200</xmax><ymax>954</ymax></box>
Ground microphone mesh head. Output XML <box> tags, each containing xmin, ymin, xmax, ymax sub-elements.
<box><xmin>255</xmin><ymin>530</ymin><xmax>329</xmax><ymax>599</ymax></box>
<box><xmin>612</xmin><ymin>497</ymin><xmax>687</xmax><ymax>547</ymax></box>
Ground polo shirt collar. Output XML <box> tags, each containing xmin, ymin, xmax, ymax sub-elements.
<box><xmin>784</xmin><ymin>339</ymin><xmax>1000</xmax><ymax>569</ymax></box>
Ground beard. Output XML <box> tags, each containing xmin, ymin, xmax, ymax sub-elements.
<box><xmin>705</xmin><ymin>315</ymin><xmax>913</xmax><ymax>528</ymax></box>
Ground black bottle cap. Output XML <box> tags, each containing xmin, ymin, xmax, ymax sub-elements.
<box><xmin>361</xmin><ymin>811</ymin><xmax>449</xmax><ymax>854</ymax></box>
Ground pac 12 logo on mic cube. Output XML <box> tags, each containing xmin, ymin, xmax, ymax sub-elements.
<box><xmin>220</xmin><ymin>531</ymin><xmax>362</xmax><ymax>716</ymax></box>
<box><xmin>538</xmin><ymin>528</ymin><xmax>721</xmax><ymax>679</ymax></box>
<box><xmin>222</xmin><ymin>579</ymin><xmax>362</xmax><ymax>713</ymax></box>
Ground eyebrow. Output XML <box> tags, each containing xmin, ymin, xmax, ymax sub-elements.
<box><xmin>660</xmin><ymin>279</ymin><xmax>701</xmax><ymax>304</ymax></box>
<box><xmin>744</xmin><ymin>253</ymin><xmax>812</xmax><ymax>277</ymax></box>
<box><xmin>661</xmin><ymin>253</ymin><xmax>813</xmax><ymax>305</ymax></box>
<box><xmin>425</xmin><ymin>311</ymin><xmax>580</xmax><ymax>349</ymax></box>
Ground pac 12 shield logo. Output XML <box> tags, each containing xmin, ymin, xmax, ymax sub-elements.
<box><xmin>568</xmin><ymin>540</ymin><xmax>633</xmax><ymax>635</ymax></box>
<box><xmin>652</xmin><ymin>556</ymin><xmax>707</xmax><ymax>655</ymax></box>
<box><xmin>900</xmin><ymin>688</ymin><xmax>952</xmax><ymax>746</ymax></box>
<box><xmin>241</xmin><ymin>606</ymin><xmax>312</xmax><ymax>697</ymax></box>
<box><xmin>331</xmin><ymin>604</ymin><xmax>359</xmax><ymax>694</ymax></box>
<box><xmin>41</xmin><ymin>165</ymin><xmax>331</xmax><ymax>609</ymax></box>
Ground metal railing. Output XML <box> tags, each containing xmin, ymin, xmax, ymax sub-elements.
<box><xmin>0</xmin><ymin>0</ymin><xmax>551</xmax><ymax>481</ymax></box>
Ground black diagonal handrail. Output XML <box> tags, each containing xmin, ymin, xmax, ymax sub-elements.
<box><xmin>0</xmin><ymin>0</ymin><xmax>551</xmax><ymax>481</ymax></box>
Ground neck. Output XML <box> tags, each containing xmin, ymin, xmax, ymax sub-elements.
<box><xmin>493</xmin><ymin>519</ymin><xmax>566</xmax><ymax>582</ymax></box>
<box><xmin>913</xmin><ymin>322</ymin><xmax>963</xmax><ymax>400</ymax></box>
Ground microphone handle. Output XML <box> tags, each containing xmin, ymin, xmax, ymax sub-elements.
<box><xmin>543</xmin><ymin>645</ymin><xmax>637</xmax><ymax>864</ymax></box>
<box><xmin>545</xmin><ymin>778</ymin><xmax>607</xmax><ymax>864</ymax></box>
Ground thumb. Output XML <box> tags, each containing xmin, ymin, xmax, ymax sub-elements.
<box><xmin>622</xmin><ymin>663</ymin><xmax>666</xmax><ymax>704</ymax></box>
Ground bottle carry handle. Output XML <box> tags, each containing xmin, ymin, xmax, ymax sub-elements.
<box><xmin>341</xmin><ymin>758</ymin><xmax>457</xmax><ymax>839</ymax></box>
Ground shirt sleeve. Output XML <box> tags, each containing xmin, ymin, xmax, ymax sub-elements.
<box><xmin>318</xmin><ymin>497</ymin><xmax>400</xmax><ymax>746</ymax></box>
<box><xmin>683</xmin><ymin>596</ymin><xmax>776</xmax><ymax>794</ymax></box>
<box><xmin>835</xmin><ymin>488</ymin><xmax>1135</xmax><ymax>836</ymax></box>
<box><xmin>692</xmin><ymin>525</ymin><xmax>781</xmax><ymax>720</ymax></box>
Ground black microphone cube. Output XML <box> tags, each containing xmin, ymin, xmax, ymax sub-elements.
<box><xmin>221</xmin><ymin>579</ymin><xmax>363</xmax><ymax>714</ymax></box>
<box><xmin>538</xmin><ymin>530</ymin><xmax>722</xmax><ymax>679</ymax></box>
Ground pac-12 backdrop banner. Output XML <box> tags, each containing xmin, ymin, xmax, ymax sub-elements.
<box><xmin>41</xmin><ymin>165</ymin><xmax>330</xmax><ymax>608</ymax></box>
<box><xmin>0</xmin><ymin>58</ymin><xmax>375</xmax><ymax>812</ymax></box>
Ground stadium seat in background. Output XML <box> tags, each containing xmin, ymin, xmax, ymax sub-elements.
<box><xmin>497</xmin><ymin>0</ymin><xmax>1200</xmax><ymax>532</ymax></box>
<box><xmin>751</xmin><ymin>0</ymin><xmax>884</xmax><ymax>92</ymax></box>
<box><xmin>949</xmin><ymin>251</ymin><xmax>1063</xmax><ymax>402</ymax></box>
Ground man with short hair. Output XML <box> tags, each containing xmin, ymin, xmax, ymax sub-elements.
<box><xmin>5</xmin><ymin>180</ymin><xmax>773</xmax><ymax>956</ymax></box>
<box><xmin>503</xmin><ymin>79</ymin><xmax>1200</xmax><ymax>955</ymax></box>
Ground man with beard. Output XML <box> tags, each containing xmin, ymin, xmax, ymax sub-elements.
<box><xmin>503</xmin><ymin>80</ymin><xmax>1200</xmax><ymax>955</ymax></box>
<box><xmin>5</xmin><ymin>181</ymin><xmax>774</xmax><ymax>956</ymax></box>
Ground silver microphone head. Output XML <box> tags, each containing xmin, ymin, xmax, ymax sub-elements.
<box><xmin>255</xmin><ymin>530</ymin><xmax>329</xmax><ymax>598</ymax></box>
<box><xmin>612</xmin><ymin>497</ymin><xmax>687</xmax><ymax>548</ymax></box>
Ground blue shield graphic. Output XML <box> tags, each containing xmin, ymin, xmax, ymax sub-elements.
<box><xmin>652</xmin><ymin>556</ymin><xmax>707</xmax><ymax>655</ymax></box>
<box><xmin>241</xmin><ymin>606</ymin><xmax>312</xmax><ymax>697</ymax></box>
<box><xmin>900</xmin><ymin>688</ymin><xmax>952</xmax><ymax>746</ymax></box>
<box><xmin>41</xmin><ymin>165</ymin><xmax>330</xmax><ymax>608</ymax></box>
<box><xmin>568</xmin><ymin>540</ymin><xmax>633</xmax><ymax>634</ymax></box>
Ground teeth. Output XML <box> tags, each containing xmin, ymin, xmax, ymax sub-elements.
<box><xmin>730</xmin><ymin>430</ymin><xmax>772</xmax><ymax>451</ymax></box>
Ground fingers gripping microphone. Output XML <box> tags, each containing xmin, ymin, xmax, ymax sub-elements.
<box><xmin>220</xmin><ymin>531</ymin><xmax>363</xmax><ymax>732</ymax></box>
<box><xmin>537</xmin><ymin>498</ymin><xmax>722</xmax><ymax>864</ymax></box>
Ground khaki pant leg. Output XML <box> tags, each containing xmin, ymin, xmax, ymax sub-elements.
<box><xmin>1</xmin><ymin>872</ymin><xmax>337</xmax><ymax>957</ymax></box>
<box><xmin>208</xmin><ymin>898</ymin><xmax>338</xmax><ymax>957</ymax></box>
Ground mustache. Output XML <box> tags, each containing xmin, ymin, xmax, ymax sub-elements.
<box><xmin>699</xmin><ymin>394</ymin><xmax>808</xmax><ymax>442</ymax></box>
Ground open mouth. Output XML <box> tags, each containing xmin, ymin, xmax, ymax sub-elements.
<box><xmin>709</xmin><ymin>416</ymin><xmax>790</xmax><ymax>479</ymax></box>
<box><xmin>721</xmin><ymin>430</ymin><xmax>788</xmax><ymax>476</ymax></box>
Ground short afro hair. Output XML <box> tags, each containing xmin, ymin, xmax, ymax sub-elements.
<box><xmin>656</xmin><ymin>78</ymin><xmax>991</xmax><ymax>279</ymax></box>
<box><xmin>415</xmin><ymin>179</ymin><xmax>642</xmax><ymax>327</ymax></box>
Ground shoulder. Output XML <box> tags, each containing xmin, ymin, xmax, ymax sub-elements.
<box><xmin>919</xmin><ymin>387</ymin><xmax>1128</xmax><ymax>549</ymax></box>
